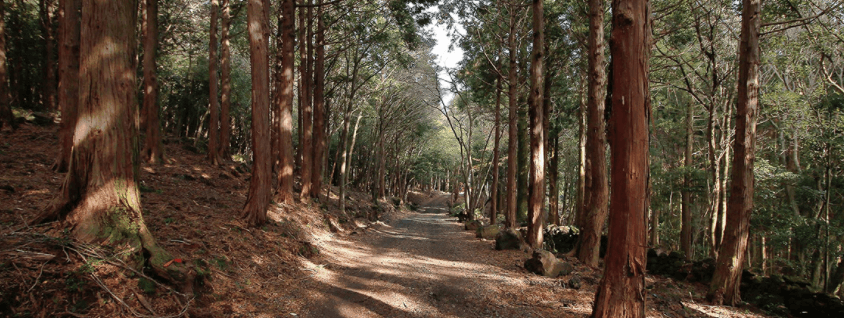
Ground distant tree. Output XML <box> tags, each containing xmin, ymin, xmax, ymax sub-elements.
<box><xmin>142</xmin><ymin>0</ymin><xmax>163</xmax><ymax>164</ymax></box>
<box><xmin>32</xmin><ymin>0</ymin><xmax>187</xmax><ymax>282</ymax></box>
<box><xmin>300</xmin><ymin>0</ymin><xmax>315</xmax><ymax>200</ymax></box>
<box><xmin>208</xmin><ymin>0</ymin><xmax>221</xmax><ymax>165</ymax></box>
<box><xmin>505</xmin><ymin>2</ymin><xmax>519</xmax><ymax>229</ymax></box>
<box><xmin>0</xmin><ymin>0</ymin><xmax>16</xmax><ymax>131</ymax></box>
<box><xmin>591</xmin><ymin>0</ymin><xmax>651</xmax><ymax>315</ymax></box>
<box><xmin>707</xmin><ymin>0</ymin><xmax>761</xmax><ymax>306</ymax></box>
<box><xmin>311</xmin><ymin>0</ymin><xmax>325</xmax><ymax>199</ymax></box>
<box><xmin>218</xmin><ymin>0</ymin><xmax>233</xmax><ymax>159</ymax></box>
<box><xmin>576</xmin><ymin>0</ymin><xmax>609</xmax><ymax>267</ymax></box>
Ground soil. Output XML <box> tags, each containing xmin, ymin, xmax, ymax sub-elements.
<box><xmin>1</xmin><ymin>123</ymin><xmax>773</xmax><ymax>317</ymax></box>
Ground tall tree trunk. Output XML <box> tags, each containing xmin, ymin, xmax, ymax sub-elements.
<box><xmin>242</xmin><ymin>0</ymin><xmax>272</xmax><ymax>226</ymax></box>
<box><xmin>549</xmin><ymin>132</ymin><xmax>560</xmax><ymax>225</ymax></box>
<box><xmin>505</xmin><ymin>5</ymin><xmax>518</xmax><ymax>229</ymax></box>
<box><xmin>707</xmin><ymin>0</ymin><xmax>760</xmax><ymax>306</ymax></box>
<box><xmin>275</xmin><ymin>0</ymin><xmax>294</xmax><ymax>204</ymax></box>
<box><xmin>526</xmin><ymin>0</ymin><xmax>545</xmax><ymax>249</ymax></box>
<box><xmin>517</xmin><ymin>98</ymin><xmax>529</xmax><ymax>223</ymax></box>
<box><xmin>218</xmin><ymin>0</ymin><xmax>232</xmax><ymax>159</ymax></box>
<box><xmin>51</xmin><ymin>0</ymin><xmax>79</xmax><ymax>168</ymax></box>
<box><xmin>300</xmin><ymin>0</ymin><xmax>314</xmax><ymax>200</ymax></box>
<box><xmin>591</xmin><ymin>0</ymin><xmax>650</xmax><ymax>315</ymax></box>
<box><xmin>311</xmin><ymin>0</ymin><xmax>325</xmax><ymax>199</ymax></box>
<box><xmin>0</xmin><ymin>0</ymin><xmax>13</xmax><ymax>131</ymax></box>
<box><xmin>707</xmin><ymin>102</ymin><xmax>722</xmax><ymax>256</ymax></box>
<box><xmin>681</xmin><ymin>101</ymin><xmax>693</xmax><ymax>259</ymax></box>
<box><xmin>32</xmin><ymin>0</ymin><xmax>187</xmax><ymax>283</ymax></box>
<box><xmin>142</xmin><ymin>0</ymin><xmax>162</xmax><ymax>164</ymax></box>
<box><xmin>491</xmin><ymin>74</ymin><xmax>501</xmax><ymax>224</ymax></box>
<box><xmin>40</xmin><ymin>0</ymin><xmax>56</xmax><ymax>111</ymax></box>
<box><xmin>577</xmin><ymin>0</ymin><xmax>609</xmax><ymax>267</ymax></box>
<box><xmin>575</xmin><ymin>76</ymin><xmax>586</xmax><ymax>229</ymax></box>
<box><xmin>208</xmin><ymin>0</ymin><xmax>220</xmax><ymax>165</ymax></box>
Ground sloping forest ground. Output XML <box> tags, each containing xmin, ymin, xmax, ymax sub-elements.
<box><xmin>1</xmin><ymin>122</ymin><xmax>770</xmax><ymax>317</ymax></box>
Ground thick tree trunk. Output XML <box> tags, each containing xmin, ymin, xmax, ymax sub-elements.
<box><xmin>591</xmin><ymin>0</ymin><xmax>650</xmax><ymax>315</ymax></box>
<box><xmin>219</xmin><ymin>0</ymin><xmax>232</xmax><ymax>159</ymax></box>
<box><xmin>275</xmin><ymin>0</ymin><xmax>294</xmax><ymax>204</ymax></box>
<box><xmin>208</xmin><ymin>0</ymin><xmax>220</xmax><ymax>165</ymax></box>
<box><xmin>142</xmin><ymin>0</ymin><xmax>162</xmax><ymax>164</ymax></box>
<box><xmin>300</xmin><ymin>0</ymin><xmax>314</xmax><ymax>200</ymax></box>
<box><xmin>505</xmin><ymin>6</ymin><xmax>518</xmax><ymax>229</ymax></box>
<box><xmin>52</xmin><ymin>0</ymin><xmax>80</xmax><ymax>169</ymax></box>
<box><xmin>311</xmin><ymin>0</ymin><xmax>325</xmax><ymax>199</ymax></box>
<box><xmin>33</xmin><ymin>0</ymin><xmax>187</xmax><ymax>284</ymax></box>
<box><xmin>577</xmin><ymin>0</ymin><xmax>609</xmax><ymax>267</ymax></box>
<box><xmin>707</xmin><ymin>0</ymin><xmax>760</xmax><ymax>306</ymax></box>
<box><xmin>526</xmin><ymin>0</ymin><xmax>545</xmax><ymax>249</ymax></box>
<box><xmin>681</xmin><ymin>101</ymin><xmax>693</xmax><ymax>259</ymax></box>
<box><xmin>491</xmin><ymin>74</ymin><xmax>501</xmax><ymax>224</ymax></box>
<box><xmin>241</xmin><ymin>0</ymin><xmax>272</xmax><ymax>226</ymax></box>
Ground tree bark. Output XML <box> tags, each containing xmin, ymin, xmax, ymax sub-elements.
<box><xmin>142</xmin><ymin>0</ymin><xmax>162</xmax><ymax>164</ymax></box>
<box><xmin>219</xmin><ymin>0</ymin><xmax>232</xmax><ymax>159</ymax></box>
<box><xmin>0</xmin><ymin>0</ymin><xmax>12</xmax><ymax>131</ymax></box>
<box><xmin>577</xmin><ymin>0</ymin><xmax>609</xmax><ymax>267</ymax></box>
<box><xmin>51</xmin><ymin>0</ymin><xmax>80</xmax><ymax>168</ymax></box>
<box><xmin>208</xmin><ymin>0</ymin><xmax>220</xmax><ymax>165</ymax></box>
<box><xmin>490</xmin><ymin>74</ymin><xmax>501</xmax><ymax>224</ymax></box>
<box><xmin>681</xmin><ymin>101</ymin><xmax>693</xmax><ymax>259</ymax></box>
<box><xmin>275</xmin><ymin>0</ymin><xmax>295</xmax><ymax>204</ymax></box>
<box><xmin>241</xmin><ymin>0</ymin><xmax>272</xmax><ymax>226</ymax></box>
<box><xmin>40</xmin><ymin>0</ymin><xmax>56</xmax><ymax>111</ymax></box>
<box><xmin>505</xmin><ymin>5</ymin><xmax>518</xmax><ymax>229</ymax></box>
<box><xmin>591</xmin><ymin>0</ymin><xmax>650</xmax><ymax>315</ymax></box>
<box><xmin>299</xmin><ymin>0</ymin><xmax>314</xmax><ymax>200</ymax></box>
<box><xmin>311</xmin><ymin>0</ymin><xmax>325</xmax><ymax>199</ymax></box>
<box><xmin>33</xmin><ymin>0</ymin><xmax>187</xmax><ymax>284</ymax></box>
<box><xmin>526</xmin><ymin>0</ymin><xmax>545</xmax><ymax>249</ymax></box>
<box><xmin>707</xmin><ymin>0</ymin><xmax>760</xmax><ymax>306</ymax></box>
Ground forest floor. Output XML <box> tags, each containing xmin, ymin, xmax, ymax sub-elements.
<box><xmin>1</xmin><ymin>122</ymin><xmax>771</xmax><ymax>317</ymax></box>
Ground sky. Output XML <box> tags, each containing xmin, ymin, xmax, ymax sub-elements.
<box><xmin>425</xmin><ymin>9</ymin><xmax>465</xmax><ymax>106</ymax></box>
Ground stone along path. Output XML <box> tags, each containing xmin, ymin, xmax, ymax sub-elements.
<box><xmin>297</xmin><ymin>194</ymin><xmax>595</xmax><ymax>318</ymax></box>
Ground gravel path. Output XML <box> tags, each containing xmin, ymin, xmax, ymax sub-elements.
<box><xmin>298</xmin><ymin>196</ymin><xmax>594</xmax><ymax>318</ymax></box>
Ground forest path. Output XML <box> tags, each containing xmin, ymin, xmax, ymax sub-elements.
<box><xmin>298</xmin><ymin>192</ymin><xmax>594</xmax><ymax>318</ymax></box>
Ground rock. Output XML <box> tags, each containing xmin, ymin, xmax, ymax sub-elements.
<box><xmin>566</xmin><ymin>275</ymin><xmax>582</xmax><ymax>289</ymax></box>
<box><xmin>464</xmin><ymin>220</ymin><xmax>483</xmax><ymax>231</ymax></box>
<box><xmin>476</xmin><ymin>225</ymin><xmax>501</xmax><ymax>239</ymax></box>
<box><xmin>524</xmin><ymin>250</ymin><xmax>572</xmax><ymax>278</ymax></box>
<box><xmin>543</xmin><ymin>225</ymin><xmax>579</xmax><ymax>253</ymax></box>
<box><xmin>495</xmin><ymin>228</ymin><xmax>526</xmax><ymax>250</ymax></box>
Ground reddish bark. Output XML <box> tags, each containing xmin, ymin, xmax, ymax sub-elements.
<box><xmin>142</xmin><ymin>0</ymin><xmax>162</xmax><ymax>164</ymax></box>
<box><xmin>505</xmin><ymin>5</ymin><xmax>518</xmax><ymax>229</ymax></box>
<box><xmin>591</xmin><ymin>0</ymin><xmax>651</xmax><ymax>315</ymax></box>
<box><xmin>218</xmin><ymin>0</ymin><xmax>232</xmax><ymax>159</ymax></box>
<box><xmin>275</xmin><ymin>0</ymin><xmax>295</xmax><ymax>204</ymax></box>
<box><xmin>299</xmin><ymin>0</ymin><xmax>314</xmax><ymax>200</ymax></box>
<box><xmin>33</xmin><ymin>0</ymin><xmax>187</xmax><ymax>284</ymax></box>
<box><xmin>526</xmin><ymin>0</ymin><xmax>545</xmax><ymax>250</ymax></box>
<box><xmin>311</xmin><ymin>0</ymin><xmax>325</xmax><ymax>199</ymax></box>
<box><xmin>577</xmin><ymin>0</ymin><xmax>609</xmax><ymax>267</ymax></box>
<box><xmin>208</xmin><ymin>0</ymin><xmax>220</xmax><ymax>165</ymax></box>
<box><xmin>241</xmin><ymin>0</ymin><xmax>272</xmax><ymax>226</ymax></box>
<box><xmin>707</xmin><ymin>0</ymin><xmax>760</xmax><ymax>306</ymax></box>
<box><xmin>52</xmin><ymin>0</ymin><xmax>80</xmax><ymax>168</ymax></box>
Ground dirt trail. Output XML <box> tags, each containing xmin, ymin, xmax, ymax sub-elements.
<box><xmin>297</xmin><ymin>193</ymin><xmax>594</xmax><ymax>318</ymax></box>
